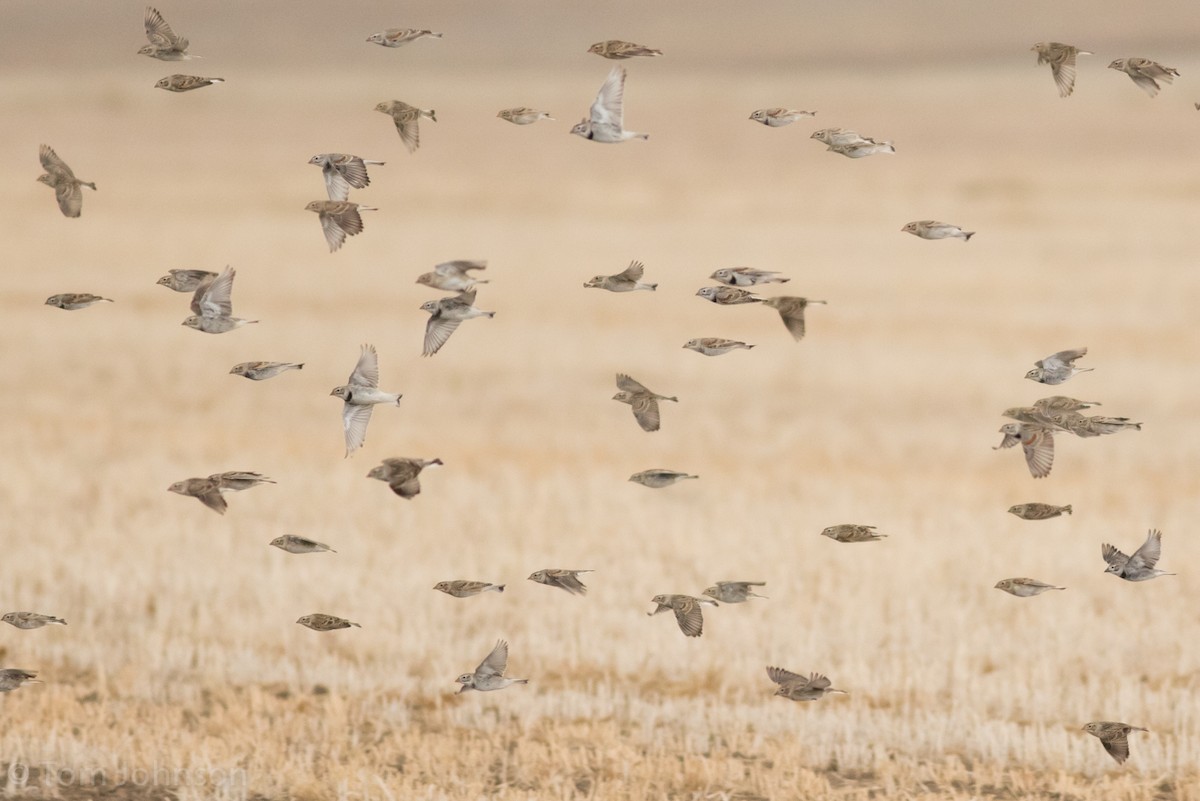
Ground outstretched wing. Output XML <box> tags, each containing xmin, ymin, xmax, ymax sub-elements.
<box><xmin>342</xmin><ymin>403</ymin><xmax>373</xmax><ymax>456</ymax></box>
<box><xmin>590</xmin><ymin>66</ymin><xmax>626</xmax><ymax>129</ymax></box>
<box><xmin>348</xmin><ymin>344</ymin><xmax>379</xmax><ymax>387</ymax></box>
<box><xmin>197</xmin><ymin>267</ymin><xmax>234</xmax><ymax>319</ymax></box>
<box><xmin>672</xmin><ymin>598</ymin><xmax>703</xmax><ymax>637</ymax></box>
<box><xmin>477</xmin><ymin>640</ymin><xmax>508</xmax><ymax>678</ymax></box>
<box><xmin>423</xmin><ymin>312</ymin><xmax>461</xmax><ymax>356</ymax></box>
<box><xmin>616</xmin><ymin>373</ymin><xmax>650</xmax><ymax>394</ymax></box>
<box><xmin>616</xmin><ymin>260</ymin><xmax>644</xmax><ymax>281</ymax></box>
<box><xmin>145</xmin><ymin>6</ymin><xmax>185</xmax><ymax>48</ymax></box>
<box><xmin>766</xmin><ymin>666</ymin><xmax>804</xmax><ymax>686</ymax></box>
<box><xmin>1128</xmin><ymin>529</ymin><xmax>1163</xmax><ymax>571</ymax></box>
<box><xmin>1101</xmin><ymin>542</ymin><xmax>1130</xmax><ymax>571</ymax></box>
<box><xmin>631</xmin><ymin>396</ymin><xmax>661</xmax><ymax>431</ymax></box>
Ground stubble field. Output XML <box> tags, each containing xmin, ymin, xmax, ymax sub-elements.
<box><xmin>1</xmin><ymin>2</ymin><xmax>1199</xmax><ymax>799</ymax></box>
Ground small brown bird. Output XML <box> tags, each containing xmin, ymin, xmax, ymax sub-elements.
<box><xmin>1083</xmin><ymin>721</ymin><xmax>1148</xmax><ymax>764</ymax></box>
<box><xmin>1008</xmin><ymin>503</ymin><xmax>1072</xmax><ymax>520</ymax></box>
<box><xmin>702</xmin><ymin>581</ymin><xmax>767</xmax><ymax>603</ymax></box>
<box><xmin>682</xmin><ymin>337</ymin><xmax>754</xmax><ymax>356</ymax></box>
<box><xmin>1102</xmin><ymin>529</ymin><xmax>1174</xmax><ymax>582</ymax></box>
<box><xmin>366</xmin><ymin>28</ymin><xmax>443</xmax><ymax>47</ymax></box>
<box><xmin>613</xmin><ymin>373</ymin><xmax>677</xmax><ymax>432</ymax></box>
<box><xmin>229</xmin><ymin>361</ymin><xmax>304</xmax><ymax>381</ymax></box>
<box><xmin>648</xmin><ymin>594</ymin><xmax>715</xmax><ymax>638</ymax></box>
<box><xmin>527</xmin><ymin>569</ymin><xmax>592</xmax><ymax>596</ymax></box>
<box><xmin>695</xmin><ymin>286</ymin><xmax>763</xmax><ymax>305</ymax></box>
<box><xmin>2</xmin><ymin>612</ymin><xmax>67</xmax><ymax>629</ymax></box>
<box><xmin>1065</xmin><ymin>415</ymin><xmax>1142</xmax><ymax>438</ymax></box>
<box><xmin>497</xmin><ymin>107</ymin><xmax>554</xmax><ymax>125</ymax></box>
<box><xmin>416</xmin><ymin>260</ymin><xmax>489</xmax><ymax>292</ymax></box>
<box><xmin>1033</xmin><ymin>396</ymin><xmax>1101</xmax><ymax>414</ymax></box>
<box><xmin>821</xmin><ymin>524</ymin><xmax>886</xmax><ymax>543</ymax></box>
<box><xmin>375</xmin><ymin>100</ymin><xmax>436</xmax><ymax>153</ymax></box>
<box><xmin>995</xmin><ymin>423</ymin><xmax>1054</xmax><ymax>479</ymax></box>
<box><xmin>419</xmin><ymin>290</ymin><xmax>495</xmax><ymax>356</ymax></box>
<box><xmin>456</xmin><ymin>640</ymin><xmax>528</xmax><ymax>693</ymax></box>
<box><xmin>367</xmin><ymin>457</ymin><xmax>443</xmax><ymax>499</ymax></box>
<box><xmin>296</xmin><ymin>614</ymin><xmax>360</xmax><ymax>631</ymax></box>
<box><xmin>0</xmin><ymin>669</ymin><xmax>40</xmax><ymax>693</ymax></box>
<box><xmin>1031</xmin><ymin>42</ymin><xmax>1092</xmax><ymax>97</ymax></box>
<box><xmin>308</xmin><ymin>153</ymin><xmax>385</xmax><ymax>202</ymax></box>
<box><xmin>37</xmin><ymin>145</ymin><xmax>95</xmax><ymax>218</ymax></box>
<box><xmin>305</xmin><ymin>200</ymin><xmax>377</xmax><ymax>253</ymax></box>
<box><xmin>901</xmin><ymin>220</ymin><xmax>974</xmax><ymax>241</ymax></box>
<box><xmin>167</xmin><ymin>477</ymin><xmax>226</xmax><ymax>514</ymax></box>
<box><xmin>181</xmin><ymin>266</ymin><xmax>257</xmax><ymax>333</ymax></box>
<box><xmin>156</xmin><ymin>269</ymin><xmax>216</xmax><ymax>292</ymax></box>
<box><xmin>763</xmin><ymin>296</ymin><xmax>826</xmax><ymax>341</ymax></box>
<box><xmin>993</xmin><ymin>577</ymin><xmax>1066</xmax><ymax>597</ymax></box>
<box><xmin>1026</xmin><ymin>348</ymin><xmax>1092</xmax><ymax>385</ymax></box>
<box><xmin>433</xmin><ymin>581</ymin><xmax>505</xmax><ymax>598</ymax></box>
<box><xmin>139</xmin><ymin>6</ymin><xmax>195</xmax><ymax>60</ymax></box>
<box><xmin>208</xmin><ymin>471</ymin><xmax>275</xmax><ymax>492</ymax></box>
<box><xmin>709</xmin><ymin>267</ymin><xmax>789</xmax><ymax>287</ymax></box>
<box><xmin>748</xmin><ymin>108</ymin><xmax>815</xmax><ymax>127</ymax></box>
<box><xmin>584</xmin><ymin>260</ymin><xmax>656</xmax><ymax>292</ymax></box>
<box><xmin>154</xmin><ymin>74</ymin><xmax>223</xmax><ymax>92</ymax></box>
<box><xmin>587</xmin><ymin>40</ymin><xmax>662</xmax><ymax>59</ymax></box>
<box><xmin>45</xmin><ymin>293</ymin><xmax>113</xmax><ymax>310</ymax></box>
<box><xmin>628</xmin><ymin>469</ymin><xmax>697</xmax><ymax>488</ymax></box>
<box><xmin>269</xmin><ymin>535</ymin><xmax>336</xmax><ymax>554</ymax></box>
<box><xmin>766</xmin><ymin>667</ymin><xmax>847</xmax><ymax>701</ymax></box>
<box><xmin>1108</xmin><ymin>57</ymin><xmax>1179</xmax><ymax>97</ymax></box>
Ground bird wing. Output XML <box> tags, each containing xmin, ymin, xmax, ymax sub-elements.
<box><xmin>342</xmin><ymin>403</ymin><xmax>373</xmax><ymax>456</ymax></box>
<box><xmin>672</xmin><ymin>598</ymin><xmax>704</xmax><ymax>637</ymax></box>
<box><xmin>423</xmin><ymin>313</ymin><xmax>461</xmax><ymax>356</ymax></box>
<box><xmin>145</xmin><ymin>6</ymin><xmax>184</xmax><ymax>48</ymax></box>
<box><xmin>390</xmin><ymin>476</ymin><xmax>422</xmax><ymax>498</ymax></box>
<box><xmin>337</xmin><ymin>157</ymin><xmax>371</xmax><ymax>190</ymax></box>
<box><xmin>631</xmin><ymin>396</ymin><xmax>661</xmax><ymax>431</ymax></box>
<box><xmin>39</xmin><ymin>144</ymin><xmax>72</xmax><ymax>177</ymax></box>
<box><xmin>616</xmin><ymin>373</ymin><xmax>650</xmax><ymax>394</ymax></box>
<box><xmin>318</xmin><ymin>210</ymin><xmax>348</xmax><ymax>252</ymax></box>
<box><xmin>197</xmin><ymin>267</ymin><xmax>235</xmax><ymax>318</ymax></box>
<box><xmin>477</xmin><ymin>640</ymin><xmax>508</xmax><ymax>678</ymax></box>
<box><xmin>196</xmin><ymin>488</ymin><xmax>227</xmax><ymax>515</ymax></box>
<box><xmin>322</xmin><ymin>163</ymin><xmax>351</xmax><ymax>202</ymax></box>
<box><xmin>436</xmin><ymin>260</ymin><xmax>486</xmax><ymax>277</ymax></box>
<box><xmin>348</xmin><ymin>344</ymin><xmax>379</xmax><ymax>387</ymax></box>
<box><xmin>1101</xmin><ymin>543</ymin><xmax>1130</xmax><ymax>571</ymax></box>
<box><xmin>766</xmin><ymin>666</ymin><xmax>805</xmax><ymax>686</ymax></box>
<box><xmin>391</xmin><ymin>113</ymin><xmax>420</xmax><ymax>153</ymax></box>
<box><xmin>1021</xmin><ymin>428</ymin><xmax>1054</xmax><ymax>478</ymax></box>
<box><xmin>550</xmin><ymin>570</ymin><xmax>587</xmax><ymax>595</ymax></box>
<box><xmin>1100</xmin><ymin>732</ymin><xmax>1130</xmax><ymax>764</ymax></box>
<box><xmin>617</xmin><ymin>260</ymin><xmax>644</xmax><ymax>281</ymax></box>
<box><xmin>1127</xmin><ymin>72</ymin><xmax>1161</xmax><ymax>97</ymax></box>
<box><xmin>55</xmin><ymin>182</ymin><xmax>84</xmax><ymax>217</ymax></box>
<box><xmin>806</xmin><ymin>673</ymin><xmax>832</xmax><ymax>690</ymax></box>
<box><xmin>776</xmin><ymin>300</ymin><xmax>808</xmax><ymax>341</ymax></box>
<box><xmin>1051</xmin><ymin>55</ymin><xmax>1079</xmax><ymax>97</ymax></box>
<box><xmin>1128</xmin><ymin>529</ymin><xmax>1163</xmax><ymax>570</ymax></box>
<box><xmin>1050</xmin><ymin>348</ymin><xmax>1087</xmax><ymax>367</ymax></box>
<box><xmin>591</xmin><ymin>66</ymin><xmax>626</xmax><ymax>129</ymax></box>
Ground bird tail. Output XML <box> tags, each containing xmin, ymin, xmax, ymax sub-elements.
<box><xmin>211</xmin><ymin>78</ymin><xmax>226</xmax><ymax>83</ymax></box>
<box><xmin>246</xmin><ymin>320</ymin><xmax>260</xmax><ymax>325</ymax></box>
<box><xmin>52</xmin><ymin>617</ymin><xmax>67</xmax><ymax>625</ymax></box>
<box><xmin>746</xmin><ymin>344</ymin><xmax>756</xmax><ymax>349</ymax></box>
<box><xmin>963</xmin><ymin>231</ymin><xmax>976</xmax><ymax>241</ymax></box>
<box><xmin>428</xmin><ymin>110</ymin><xmax>438</xmax><ymax>122</ymax></box>
<box><xmin>83</xmin><ymin>182</ymin><xmax>97</xmax><ymax>190</ymax></box>
<box><xmin>648</xmin><ymin>283</ymin><xmax>658</xmax><ymax>290</ymax></box>
<box><xmin>484</xmin><ymin>311</ymin><xmax>496</xmax><ymax>318</ymax></box>
<box><xmin>514</xmin><ymin>679</ymin><xmax>530</xmax><ymax>684</ymax></box>
<box><xmin>358</xmin><ymin>206</ymin><xmax>379</xmax><ymax>212</ymax></box>
<box><xmin>429</xmin><ymin>32</ymin><xmax>445</xmax><ymax>38</ymax></box>
<box><xmin>1078</xmin><ymin>367</ymin><xmax>1095</xmax><ymax>373</ymax></box>
<box><xmin>495</xmin><ymin>585</ymin><xmax>506</xmax><ymax>593</ymax></box>
<box><xmin>636</xmin><ymin>133</ymin><xmax>649</xmax><ymax>140</ymax></box>
<box><xmin>665</xmin><ymin>396</ymin><xmax>679</xmax><ymax>402</ymax></box>
<box><xmin>296</xmin><ymin>364</ymin><xmax>305</xmax><ymax>369</ymax></box>
<box><xmin>395</xmin><ymin>395</ymin><xmax>404</xmax><ymax>406</ymax></box>
<box><xmin>1063</xmin><ymin>505</ymin><xmax>1073</xmax><ymax>515</ymax></box>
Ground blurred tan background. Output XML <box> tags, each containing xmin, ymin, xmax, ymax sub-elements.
<box><xmin>1</xmin><ymin>1</ymin><xmax>1199</xmax><ymax>799</ymax></box>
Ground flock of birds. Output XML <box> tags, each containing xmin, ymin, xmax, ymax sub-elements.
<box><xmin>10</xmin><ymin>6</ymin><xmax>1189</xmax><ymax>772</ymax></box>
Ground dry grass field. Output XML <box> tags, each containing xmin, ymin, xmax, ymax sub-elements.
<box><xmin>1</xmin><ymin>1</ymin><xmax>1199</xmax><ymax>799</ymax></box>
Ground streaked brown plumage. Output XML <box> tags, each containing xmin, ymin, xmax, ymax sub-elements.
<box><xmin>296</xmin><ymin>614</ymin><xmax>360</xmax><ymax>631</ymax></box>
<box><xmin>821</xmin><ymin>524</ymin><xmax>886</xmax><ymax>543</ymax></box>
<box><xmin>1083</xmin><ymin>721</ymin><xmax>1148</xmax><ymax>764</ymax></box>
<box><xmin>587</xmin><ymin>40</ymin><xmax>662</xmax><ymax>59</ymax></box>
<box><xmin>305</xmin><ymin>200</ymin><xmax>377</xmax><ymax>253</ymax></box>
<box><xmin>766</xmin><ymin>667</ymin><xmax>847</xmax><ymax>701</ymax></box>
<box><xmin>367</xmin><ymin>457</ymin><xmax>443</xmax><ymax>499</ymax></box>
<box><xmin>37</xmin><ymin>145</ymin><xmax>95</xmax><ymax>217</ymax></box>
<box><xmin>527</xmin><ymin>569</ymin><xmax>592</xmax><ymax>596</ymax></box>
<box><xmin>648</xmin><ymin>594</ymin><xmax>715</xmax><ymax>637</ymax></box>
<box><xmin>763</xmin><ymin>296</ymin><xmax>826</xmax><ymax>341</ymax></box>
<box><xmin>433</xmin><ymin>581</ymin><xmax>505</xmax><ymax>598</ymax></box>
<box><xmin>1108</xmin><ymin>57</ymin><xmax>1179</xmax><ymax>97</ymax></box>
<box><xmin>1008</xmin><ymin>503</ymin><xmax>1072</xmax><ymax>520</ymax></box>
<box><xmin>1031</xmin><ymin>42</ymin><xmax>1091</xmax><ymax>97</ymax></box>
<box><xmin>167</xmin><ymin>477</ymin><xmax>226</xmax><ymax>515</ymax></box>
<box><xmin>612</xmin><ymin>373</ymin><xmax>677</xmax><ymax>432</ymax></box>
<box><xmin>995</xmin><ymin>423</ymin><xmax>1054</xmax><ymax>479</ymax></box>
<box><xmin>154</xmin><ymin>74</ymin><xmax>223</xmax><ymax>92</ymax></box>
<box><xmin>374</xmin><ymin>100</ymin><xmax>436</xmax><ymax>153</ymax></box>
